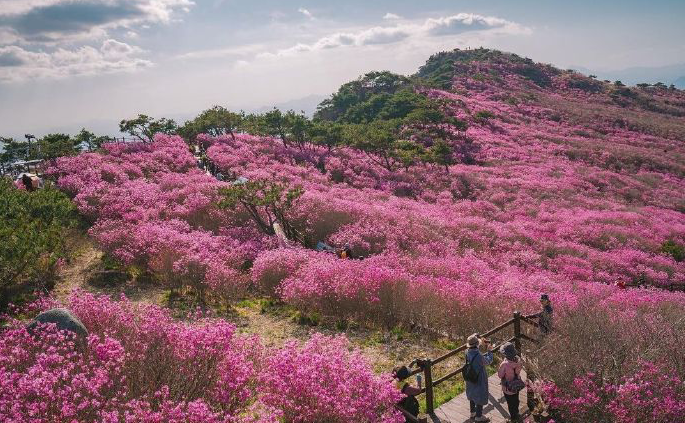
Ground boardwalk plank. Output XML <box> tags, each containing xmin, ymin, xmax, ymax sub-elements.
<box><xmin>431</xmin><ymin>371</ymin><xmax>528</xmax><ymax>423</ymax></box>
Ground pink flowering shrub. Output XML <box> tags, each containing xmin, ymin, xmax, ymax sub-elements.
<box><xmin>250</xmin><ymin>248</ymin><xmax>319</xmax><ymax>295</ymax></box>
<box><xmin>38</xmin><ymin>51</ymin><xmax>685</xmax><ymax>421</ymax></box>
<box><xmin>607</xmin><ymin>362</ymin><xmax>685</xmax><ymax>423</ymax></box>
<box><xmin>279</xmin><ymin>254</ymin><xmax>414</xmax><ymax>328</ymax></box>
<box><xmin>47</xmin><ymin>134</ymin><xmax>273</xmax><ymax>296</ymax></box>
<box><xmin>541</xmin><ymin>363</ymin><xmax>685</xmax><ymax>423</ymax></box>
<box><xmin>531</xmin><ymin>301</ymin><xmax>685</xmax><ymax>423</ymax></box>
<box><xmin>0</xmin><ymin>294</ymin><xmax>402</xmax><ymax>422</ymax></box>
<box><xmin>0</xmin><ymin>325</ymin><xmax>128</xmax><ymax>421</ymax></box>
<box><xmin>259</xmin><ymin>334</ymin><xmax>403</xmax><ymax>423</ymax></box>
<box><xmin>0</xmin><ymin>293</ymin><xmax>259</xmax><ymax>421</ymax></box>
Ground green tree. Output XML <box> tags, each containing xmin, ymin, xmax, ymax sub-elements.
<box><xmin>341</xmin><ymin>93</ymin><xmax>393</xmax><ymax>123</ymax></box>
<box><xmin>377</xmin><ymin>91</ymin><xmax>432</xmax><ymax>121</ymax></box>
<box><xmin>283</xmin><ymin>110</ymin><xmax>311</xmax><ymax>148</ymax></box>
<box><xmin>342</xmin><ymin>119</ymin><xmax>401</xmax><ymax>170</ymax></box>
<box><xmin>428</xmin><ymin>139</ymin><xmax>455</xmax><ymax>172</ymax></box>
<box><xmin>119</xmin><ymin>114</ymin><xmax>178</xmax><ymax>142</ymax></box>
<box><xmin>308</xmin><ymin>121</ymin><xmax>344</xmax><ymax>150</ymax></box>
<box><xmin>403</xmin><ymin>106</ymin><xmax>448</xmax><ymax>125</ymax></box>
<box><xmin>217</xmin><ymin>179</ymin><xmax>305</xmax><ymax>245</ymax></box>
<box><xmin>75</xmin><ymin>128</ymin><xmax>111</xmax><ymax>151</ymax></box>
<box><xmin>1</xmin><ymin>137</ymin><xmax>30</xmax><ymax>168</ymax></box>
<box><xmin>38</xmin><ymin>133</ymin><xmax>81</xmax><ymax>160</ymax></box>
<box><xmin>315</xmin><ymin>71</ymin><xmax>410</xmax><ymax>121</ymax></box>
<box><xmin>178</xmin><ymin>106</ymin><xmax>243</xmax><ymax>141</ymax></box>
<box><xmin>246</xmin><ymin>109</ymin><xmax>313</xmax><ymax>149</ymax></box>
<box><xmin>392</xmin><ymin>139</ymin><xmax>428</xmax><ymax>171</ymax></box>
<box><xmin>261</xmin><ymin>108</ymin><xmax>288</xmax><ymax>144</ymax></box>
<box><xmin>0</xmin><ymin>179</ymin><xmax>76</xmax><ymax>310</ymax></box>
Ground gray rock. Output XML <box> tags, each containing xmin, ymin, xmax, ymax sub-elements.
<box><xmin>27</xmin><ymin>308</ymin><xmax>88</xmax><ymax>338</ymax></box>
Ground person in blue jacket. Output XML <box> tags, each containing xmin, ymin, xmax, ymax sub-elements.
<box><xmin>465</xmin><ymin>333</ymin><xmax>494</xmax><ymax>422</ymax></box>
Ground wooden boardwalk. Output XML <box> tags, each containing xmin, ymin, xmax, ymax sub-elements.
<box><xmin>429</xmin><ymin>371</ymin><xmax>528</xmax><ymax>423</ymax></box>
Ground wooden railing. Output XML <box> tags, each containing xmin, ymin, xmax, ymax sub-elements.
<box><xmin>107</xmin><ymin>136</ymin><xmax>147</xmax><ymax>144</ymax></box>
<box><xmin>399</xmin><ymin>311</ymin><xmax>540</xmax><ymax>420</ymax></box>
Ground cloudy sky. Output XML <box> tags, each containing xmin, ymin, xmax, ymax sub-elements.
<box><xmin>1</xmin><ymin>0</ymin><xmax>684</xmax><ymax>138</ymax></box>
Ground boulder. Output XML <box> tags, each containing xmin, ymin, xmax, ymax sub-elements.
<box><xmin>27</xmin><ymin>308</ymin><xmax>88</xmax><ymax>338</ymax></box>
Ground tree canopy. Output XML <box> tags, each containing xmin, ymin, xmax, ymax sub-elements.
<box><xmin>178</xmin><ymin>106</ymin><xmax>243</xmax><ymax>141</ymax></box>
<box><xmin>37</xmin><ymin>133</ymin><xmax>82</xmax><ymax>160</ymax></box>
<box><xmin>119</xmin><ymin>114</ymin><xmax>178</xmax><ymax>142</ymax></box>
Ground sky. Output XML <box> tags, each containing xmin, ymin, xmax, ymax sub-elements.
<box><xmin>0</xmin><ymin>0</ymin><xmax>684</xmax><ymax>139</ymax></box>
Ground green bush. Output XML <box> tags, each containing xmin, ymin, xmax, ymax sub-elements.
<box><xmin>0</xmin><ymin>179</ymin><xmax>76</xmax><ymax>310</ymax></box>
<box><xmin>662</xmin><ymin>240</ymin><xmax>685</xmax><ymax>262</ymax></box>
<box><xmin>474</xmin><ymin>110</ymin><xmax>496</xmax><ymax>122</ymax></box>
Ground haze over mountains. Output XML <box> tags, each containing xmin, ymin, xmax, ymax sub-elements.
<box><xmin>3</xmin><ymin>54</ymin><xmax>683</xmax><ymax>141</ymax></box>
<box><xmin>572</xmin><ymin>62</ymin><xmax>685</xmax><ymax>88</ymax></box>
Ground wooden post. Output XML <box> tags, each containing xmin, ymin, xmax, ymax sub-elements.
<box><xmin>424</xmin><ymin>359</ymin><xmax>434</xmax><ymax>414</ymax></box>
<box><xmin>513</xmin><ymin>311</ymin><xmax>521</xmax><ymax>352</ymax></box>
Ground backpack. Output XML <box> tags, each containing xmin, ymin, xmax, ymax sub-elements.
<box><xmin>503</xmin><ymin>375</ymin><xmax>526</xmax><ymax>392</ymax></box>
<box><xmin>462</xmin><ymin>355</ymin><xmax>479</xmax><ymax>383</ymax></box>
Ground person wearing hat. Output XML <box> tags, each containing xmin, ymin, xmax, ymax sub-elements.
<box><xmin>498</xmin><ymin>342</ymin><xmax>523</xmax><ymax>422</ymax></box>
<box><xmin>465</xmin><ymin>333</ymin><xmax>494</xmax><ymax>422</ymax></box>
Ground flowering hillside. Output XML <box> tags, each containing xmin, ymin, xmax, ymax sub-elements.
<box><xmin>44</xmin><ymin>49</ymin><xmax>685</xmax><ymax>334</ymax></box>
<box><xmin>36</xmin><ymin>48</ymin><xmax>685</xmax><ymax>422</ymax></box>
<box><xmin>1</xmin><ymin>293</ymin><xmax>401</xmax><ymax>422</ymax></box>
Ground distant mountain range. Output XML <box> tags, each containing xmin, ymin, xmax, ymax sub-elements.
<box><xmin>571</xmin><ymin>63</ymin><xmax>685</xmax><ymax>88</ymax></box>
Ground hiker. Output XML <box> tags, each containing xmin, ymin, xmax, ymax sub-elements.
<box><xmin>465</xmin><ymin>333</ymin><xmax>494</xmax><ymax>422</ymax></box>
<box><xmin>393</xmin><ymin>364</ymin><xmax>423</xmax><ymax>422</ymax></box>
<box><xmin>21</xmin><ymin>174</ymin><xmax>35</xmax><ymax>192</ymax></box>
<box><xmin>316</xmin><ymin>241</ymin><xmax>336</xmax><ymax>254</ymax></box>
<box><xmin>338</xmin><ymin>245</ymin><xmax>353</xmax><ymax>259</ymax></box>
<box><xmin>498</xmin><ymin>342</ymin><xmax>524</xmax><ymax>423</ymax></box>
<box><xmin>232</xmin><ymin>176</ymin><xmax>249</xmax><ymax>185</ymax></box>
<box><xmin>532</xmin><ymin>294</ymin><xmax>554</xmax><ymax>335</ymax></box>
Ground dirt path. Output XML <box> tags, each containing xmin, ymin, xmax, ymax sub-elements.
<box><xmin>53</xmin><ymin>236</ymin><xmax>455</xmax><ymax>381</ymax></box>
<box><xmin>53</xmin><ymin>238</ymin><xmax>166</xmax><ymax>305</ymax></box>
<box><xmin>53</xmin><ymin>239</ymin><xmax>103</xmax><ymax>302</ymax></box>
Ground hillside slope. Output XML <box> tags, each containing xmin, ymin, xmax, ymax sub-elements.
<box><xmin>32</xmin><ymin>47</ymin><xmax>685</xmax><ymax>423</ymax></box>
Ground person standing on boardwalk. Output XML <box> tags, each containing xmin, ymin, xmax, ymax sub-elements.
<box><xmin>465</xmin><ymin>333</ymin><xmax>494</xmax><ymax>422</ymax></box>
<box><xmin>537</xmin><ymin>294</ymin><xmax>553</xmax><ymax>335</ymax></box>
<box><xmin>498</xmin><ymin>342</ymin><xmax>524</xmax><ymax>422</ymax></box>
<box><xmin>527</xmin><ymin>294</ymin><xmax>554</xmax><ymax>336</ymax></box>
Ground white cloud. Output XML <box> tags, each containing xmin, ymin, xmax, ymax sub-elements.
<box><xmin>0</xmin><ymin>0</ymin><xmax>195</xmax><ymax>45</ymax></box>
<box><xmin>298</xmin><ymin>7</ymin><xmax>314</xmax><ymax>20</ymax></box>
<box><xmin>174</xmin><ymin>43</ymin><xmax>266</xmax><ymax>60</ymax></box>
<box><xmin>101</xmin><ymin>38</ymin><xmax>143</xmax><ymax>58</ymax></box>
<box><xmin>0</xmin><ymin>39</ymin><xmax>152</xmax><ymax>82</ymax></box>
<box><xmin>383</xmin><ymin>13</ymin><xmax>401</xmax><ymax>20</ymax></box>
<box><xmin>260</xmin><ymin>13</ymin><xmax>529</xmax><ymax>59</ymax></box>
<box><xmin>424</xmin><ymin>13</ymin><xmax>528</xmax><ymax>36</ymax></box>
<box><xmin>0</xmin><ymin>1</ymin><xmax>63</xmax><ymax>16</ymax></box>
